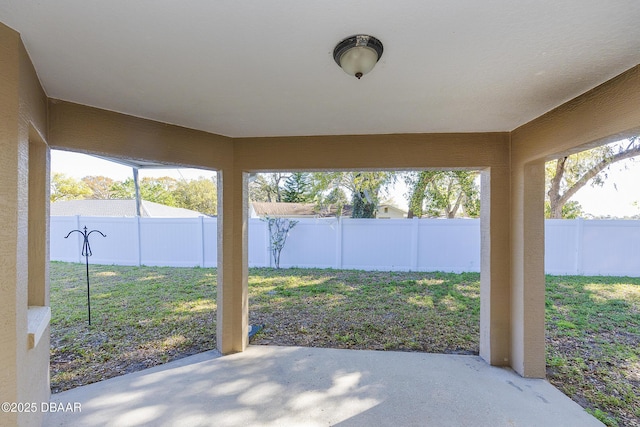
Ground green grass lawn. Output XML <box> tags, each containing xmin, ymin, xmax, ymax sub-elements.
<box><xmin>49</xmin><ymin>263</ymin><xmax>217</xmax><ymax>392</ymax></box>
<box><xmin>546</xmin><ymin>276</ymin><xmax>640</xmax><ymax>426</ymax></box>
<box><xmin>50</xmin><ymin>262</ymin><xmax>639</xmax><ymax>426</ymax></box>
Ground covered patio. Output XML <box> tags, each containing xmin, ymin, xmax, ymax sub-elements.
<box><xmin>45</xmin><ymin>346</ymin><xmax>601</xmax><ymax>427</ymax></box>
<box><xmin>1</xmin><ymin>2</ymin><xmax>640</xmax><ymax>426</ymax></box>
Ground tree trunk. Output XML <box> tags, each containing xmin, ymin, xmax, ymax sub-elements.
<box><xmin>448</xmin><ymin>191</ymin><xmax>464</xmax><ymax>218</ymax></box>
<box><xmin>548</xmin><ymin>157</ymin><xmax>566</xmax><ymax>219</ymax></box>
<box><xmin>407</xmin><ymin>171</ymin><xmax>435</xmax><ymax>218</ymax></box>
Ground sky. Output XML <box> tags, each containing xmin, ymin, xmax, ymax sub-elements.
<box><xmin>569</xmin><ymin>164</ymin><xmax>639</xmax><ymax>217</ymax></box>
<box><xmin>51</xmin><ymin>150</ymin><xmax>640</xmax><ymax>218</ymax></box>
<box><xmin>51</xmin><ymin>150</ymin><xmax>216</xmax><ymax>182</ymax></box>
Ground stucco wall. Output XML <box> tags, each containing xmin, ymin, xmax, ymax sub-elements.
<box><xmin>0</xmin><ymin>23</ymin><xmax>50</xmax><ymax>427</ymax></box>
<box><xmin>0</xmin><ymin>24</ymin><xmax>22</xmax><ymax>424</ymax></box>
<box><xmin>509</xmin><ymin>65</ymin><xmax>640</xmax><ymax>377</ymax></box>
<box><xmin>235</xmin><ymin>132</ymin><xmax>509</xmax><ymax>170</ymax></box>
<box><xmin>48</xmin><ymin>100</ymin><xmax>232</xmax><ymax>170</ymax></box>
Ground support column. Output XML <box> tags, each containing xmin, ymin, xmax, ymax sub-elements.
<box><xmin>479</xmin><ymin>167</ymin><xmax>511</xmax><ymax>366</ymax></box>
<box><xmin>1</xmin><ymin>22</ymin><xmax>51</xmax><ymax>427</ymax></box>
<box><xmin>0</xmin><ymin>26</ymin><xmax>23</xmax><ymax>426</ymax></box>
<box><xmin>510</xmin><ymin>161</ymin><xmax>546</xmax><ymax>378</ymax></box>
<box><xmin>216</xmin><ymin>167</ymin><xmax>249</xmax><ymax>354</ymax></box>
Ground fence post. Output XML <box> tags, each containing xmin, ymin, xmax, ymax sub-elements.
<box><xmin>199</xmin><ymin>216</ymin><xmax>205</xmax><ymax>267</ymax></box>
<box><xmin>135</xmin><ymin>216</ymin><xmax>142</xmax><ymax>266</ymax></box>
<box><xmin>410</xmin><ymin>218</ymin><xmax>419</xmax><ymax>271</ymax></box>
<box><xmin>335</xmin><ymin>217</ymin><xmax>343</xmax><ymax>269</ymax></box>
<box><xmin>575</xmin><ymin>217</ymin><xmax>584</xmax><ymax>275</ymax></box>
<box><xmin>265</xmin><ymin>220</ymin><xmax>272</xmax><ymax>268</ymax></box>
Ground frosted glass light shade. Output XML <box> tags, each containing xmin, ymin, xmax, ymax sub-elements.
<box><xmin>333</xmin><ymin>35</ymin><xmax>383</xmax><ymax>79</ymax></box>
<box><xmin>338</xmin><ymin>46</ymin><xmax>379</xmax><ymax>78</ymax></box>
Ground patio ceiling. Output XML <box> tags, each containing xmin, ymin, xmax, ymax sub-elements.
<box><xmin>1</xmin><ymin>1</ymin><xmax>639</xmax><ymax>138</ymax></box>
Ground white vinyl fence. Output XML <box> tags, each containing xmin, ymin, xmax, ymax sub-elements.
<box><xmin>50</xmin><ymin>216</ymin><xmax>640</xmax><ymax>276</ymax></box>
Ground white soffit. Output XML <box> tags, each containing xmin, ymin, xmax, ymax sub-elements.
<box><xmin>1</xmin><ymin>1</ymin><xmax>639</xmax><ymax>137</ymax></box>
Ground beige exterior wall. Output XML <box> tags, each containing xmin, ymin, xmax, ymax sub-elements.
<box><xmin>235</xmin><ymin>133</ymin><xmax>509</xmax><ymax>170</ymax></box>
<box><xmin>479</xmin><ymin>166</ymin><xmax>511</xmax><ymax>366</ymax></box>
<box><xmin>48</xmin><ymin>100</ymin><xmax>233</xmax><ymax>170</ymax></box>
<box><xmin>509</xmin><ymin>65</ymin><xmax>640</xmax><ymax>377</ymax></box>
<box><xmin>0</xmin><ymin>23</ymin><xmax>50</xmax><ymax>427</ymax></box>
<box><xmin>2</xmin><ymin>20</ymin><xmax>640</xmax><ymax>425</ymax></box>
<box><xmin>376</xmin><ymin>205</ymin><xmax>405</xmax><ymax>219</ymax></box>
<box><xmin>512</xmin><ymin>65</ymin><xmax>640</xmax><ymax>163</ymax></box>
<box><xmin>216</xmin><ymin>169</ymin><xmax>249</xmax><ymax>353</ymax></box>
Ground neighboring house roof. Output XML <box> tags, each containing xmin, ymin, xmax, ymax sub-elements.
<box><xmin>51</xmin><ymin>199</ymin><xmax>206</xmax><ymax>218</ymax></box>
<box><xmin>251</xmin><ymin>202</ymin><xmax>316</xmax><ymax>218</ymax></box>
<box><xmin>252</xmin><ymin>202</ymin><xmax>412</xmax><ymax>219</ymax></box>
<box><xmin>251</xmin><ymin>202</ymin><xmax>353</xmax><ymax>218</ymax></box>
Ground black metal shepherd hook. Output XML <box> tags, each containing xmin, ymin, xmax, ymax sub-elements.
<box><xmin>65</xmin><ymin>226</ymin><xmax>106</xmax><ymax>325</ymax></box>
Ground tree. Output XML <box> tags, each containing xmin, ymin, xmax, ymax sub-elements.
<box><xmin>350</xmin><ymin>172</ymin><xmax>390</xmax><ymax>218</ymax></box>
<box><xmin>312</xmin><ymin>185</ymin><xmax>349</xmax><ymax>216</ymax></box>
<box><xmin>546</xmin><ymin>137</ymin><xmax>640</xmax><ymax>218</ymax></box>
<box><xmin>249</xmin><ymin>173</ymin><xmax>289</xmax><ymax>202</ymax></box>
<box><xmin>50</xmin><ymin>173</ymin><xmax>92</xmax><ymax>202</ymax></box>
<box><xmin>544</xmin><ymin>200</ymin><xmax>584</xmax><ymax>219</ymax></box>
<box><xmin>404</xmin><ymin>170</ymin><xmax>480</xmax><ymax>218</ymax></box>
<box><xmin>82</xmin><ymin>175</ymin><xmax>115</xmax><ymax>199</ymax></box>
<box><xmin>324</xmin><ymin>187</ymin><xmax>349</xmax><ymax>206</ymax></box>
<box><xmin>282</xmin><ymin>172</ymin><xmax>312</xmax><ymax>203</ymax></box>
<box><xmin>309</xmin><ymin>172</ymin><xmax>346</xmax><ymax>210</ymax></box>
<box><xmin>405</xmin><ymin>171</ymin><xmax>437</xmax><ymax>218</ymax></box>
<box><xmin>263</xmin><ymin>216</ymin><xmax>298</xmax><ymax>269</ymax></box>
<box><xmin>139</xmin><ymin>177</ymin><xmax>178</xmax><ymax>206</ymax></box>
<box><xmin>173</xmin><ymin>177</ymin><xmax>217</xmax><ymax>216</ymax></box>
<box><xmin>109</xmin><ymin>179</ymin><xmax>135</xmax><ymax>199</ymax></box>
<box><xmin>110</xmin><ymin>177</ymin><xmax>177</xmax><ymax>206</ymax></box>
<box><xmin>310</xmin><ymin>171</ymin><xmax>396</xmax><ymax>218</ymax></box>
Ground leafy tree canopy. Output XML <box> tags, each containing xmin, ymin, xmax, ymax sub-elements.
<box><xmin>404</xmin><ymin>170</ymin><xmax>480</xmax><ymax>218</ymax></box>
<box><xmin>249</xmin><ymin>171</ymin><xmax>396</xmax><ymax>218</ymax></box>
<box><xmin>173</xmin><ymin>177</ymin><xmax>217</xmax><ymax>216</ymax></box>
<box><xmin>52</xmin><ymin>174</ymin><xmax>217</xmax><ymax>215</ymax></box>
<box><xmin>249</xmin><ymin>173</ymin><xmax>288</xmax><ymax>203</ymax></box>
<box><xmin>109</xmin><ymin>176</ymin><xmax>178</xmax><ymax>206</ymax></box>
<box><xmin>82</xmin><ymin>176</ymin><xmax>115</xmax><ymax>199</ymax></box>
<box><xmin>51</xmin><ymin>173</ymin><xmax>92</xmax><ymax>202</ymax></box>
<box><xmin>310</xmin><ymin>171</ymin><xmax>396</xmax><ymax>218</ymax></box>
<box><xmin>282</xmin><ymin>172</ymin><xmax>312</xmax><ymax>203</ymax></box>
<box><xmin>546</xmin><ymin>136</ymin><xmax>639</xmax><ymax>218</ymax></box>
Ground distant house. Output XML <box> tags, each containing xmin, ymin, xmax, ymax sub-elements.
<box><xmin>376</xmin><ymin>204</ymin><xmax>408</xmax><ymax>219</ymax></box>
<box><xmin>51</xmin><ymin>199</ymin><xmax>207</xmax><ymax>218</ymax></box>
<box><xmin>250</xmin><ymin>202</ymin><xmax>405</xmax><ymax>219</ymax></box>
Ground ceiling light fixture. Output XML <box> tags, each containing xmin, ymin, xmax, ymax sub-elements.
<box><xmin>333</xmin><ymin>34</ymin><xmax>383</xmax><ymax>79</ymax></box>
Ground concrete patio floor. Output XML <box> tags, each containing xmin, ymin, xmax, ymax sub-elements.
<box><xmin>44</xmin><ymin>345</ymin><xmax>602</xmax><ymax>427</ymax></box>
